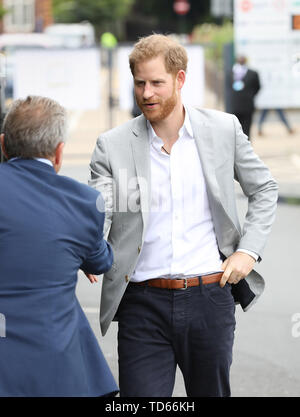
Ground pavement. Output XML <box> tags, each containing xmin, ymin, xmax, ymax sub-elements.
<box><xmin>251</xmin><ymin>113</ymin><xmax>300</xmax><ymax>200</ymax></box>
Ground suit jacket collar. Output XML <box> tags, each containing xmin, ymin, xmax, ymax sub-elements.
<box><xmin>131</xmin><ymin>113</ymin><xmax>148</xmax><ymax>138</ymax></box>
<box><xmin>130</xmin><ymin>116</ymin><xmax>151</xmax><ymax>235</ymax></box>
<box><xmin>186</xmin><ymin>107</ymin><xmax>241</xmax><ymax>251</ymax></box>
<box><xmin>7</xmin><ymin>158</ymin><xmax>56</xmax><ymax>173</ymax></box>
<box><xmin>187</xmin><ymin>106</ymin><xmax>224</xmax><ymax>208</ymax></box>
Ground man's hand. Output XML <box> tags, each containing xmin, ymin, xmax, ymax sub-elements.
<box><xmin>220</xmin><ymin>252</ymin><xmax>256</xmax><ymax>287</ymax></box>
<box><xmin>84</xmin><ymin>272</ymin><xmax>98</xmax><ymax>284</ymax></box>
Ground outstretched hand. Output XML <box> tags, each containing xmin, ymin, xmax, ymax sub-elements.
<box><xmin>220</xmin><ymin>252</ymin><xmax>256</xmax><ymax>287</ymax></box>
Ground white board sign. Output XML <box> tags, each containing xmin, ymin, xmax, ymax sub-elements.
<box><xmin>13</xmin><ymin>48</ymin><xmax>101</xmax><ymax>110</ymax></box>
<box><xmin>234</xmin><ymin>0</ymin><xmax>300</xmax><ymax>108</ymax></box>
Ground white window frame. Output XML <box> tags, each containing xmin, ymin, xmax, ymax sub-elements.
<box><xmin>3</xmin><ymin>0</ymin><xmax>35</xmax><ymax>33</ymax></box>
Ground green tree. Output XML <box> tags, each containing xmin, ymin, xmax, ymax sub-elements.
<box><xmin>52</xmin><ymin>0</ymin><xmax>74</xmax><ymax>23</ymax></box>
<box><xmin>125</xmin><ymin>0</ymin><xmax>212</xmax><ymax>39</ymax></box>
<box><xmin>53</xmin><ymin>0</ymin><xmax>135</xmax><ymax>39</ymax></box>
<box><xmin>191</xmin><ymin>21</ymin><xmax>233</xmax><ymax>68</ymax></box>
<box><xmin>0</xmin><ymin>5</ymin><xmax>8</xmax><ymax>19</ymax></box>
<box><xmin>53</xmin><ymin>0</ymin><xmax>214</xmax><ymax>41</ymax></box>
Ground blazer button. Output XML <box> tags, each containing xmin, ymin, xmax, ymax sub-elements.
<box><xmin>125</xmin><ymin>275</ymin><xmax>130</xmax><ymax>283</ymax></box>
<box><xmin>138</xmin><ymin>246</ymin><xmax>141</xmax><ymax>254</ymax></box>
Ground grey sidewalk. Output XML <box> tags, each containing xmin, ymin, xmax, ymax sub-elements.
<box><xmin>251</xmin><ymin>115</ymin><xmax>300</xmax><ymax>200</ymax></box>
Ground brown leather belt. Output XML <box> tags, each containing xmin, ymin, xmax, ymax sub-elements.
<box><xmin>130</xmin><ymin>272</ymin><xmax>223</xmax><ymax>290</ymax></box>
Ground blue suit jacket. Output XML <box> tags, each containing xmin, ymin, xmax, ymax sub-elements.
<box><xmin>0</xmin><ymin>159</ymin><xmax>118</xmax><ymax>397</ymax></box>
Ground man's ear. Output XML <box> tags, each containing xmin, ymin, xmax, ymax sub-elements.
<box><xmin>0</xmin><ymin>134</ymin><xmax>8</xmax><ymax>158</ymax></box>
<box><xmin>53</xmin><ymin>142</ymin><xmax>65</xmax><ymax>173</ymax></box>
<box><xmin>176</xmin><ymin>70</ymin><xmax>186</xmax><ymax>90</ymax></box>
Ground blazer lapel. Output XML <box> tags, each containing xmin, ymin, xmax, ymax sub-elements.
<box><xmin>188</xmin><ymin>107</ymin><xmax>240</xmax><ymax>254</ymax></box>
<box><xmin>130</xmin><ymin>116</ymin><xmax>151</xmax><ymax>235</ymax></box>
<box><xmin>188</xmin><ymin>107</ymin><xmax>223</xmax><ymax>205</ymax></box>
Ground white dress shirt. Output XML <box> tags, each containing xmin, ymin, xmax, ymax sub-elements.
<box><xmin>131</xmin><ymin>109</ymin><xmax>225</xmax><ymax>282</ymax></box>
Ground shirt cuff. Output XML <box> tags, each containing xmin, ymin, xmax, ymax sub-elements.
<box><xmin>236</xmin><ymin>249</ymin><xmax>259</xmax><ymax>262</ymax></box>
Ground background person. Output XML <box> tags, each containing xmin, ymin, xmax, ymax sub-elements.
<box><xmin>89</xmin><ymin>34</ymin><xmax>278</xmax><ymax>397</ymax></box>
<box><xmin>258</xmin><ymin>108</ymin><xmax>294</xmax><ymax>135</ymax></box>
<box><xmin>229</xmin><ymin>55</ymin><xmax>260</xmax><ymax>140</ymax></box>
<box><xmin>0</xmin><ymin>96</ymin><xmax>118</xmax><ymax>397</ymax></box>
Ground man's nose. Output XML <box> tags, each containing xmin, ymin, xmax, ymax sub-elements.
<box><xmin>143</xmin><ymin>83</ymin><xmax>154</xmax><ymax>100</ymax></box>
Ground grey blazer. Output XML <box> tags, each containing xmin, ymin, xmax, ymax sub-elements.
<box><xmin>89</xmin><ymin>107</ymin><xmax>278</xmax><ymax>336</ymax></box>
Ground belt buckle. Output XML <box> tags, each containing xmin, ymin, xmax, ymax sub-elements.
<box><xmin>179</xmin><ymin>278</ymin><xmax>188</xmax><ymax>290</ymax></box>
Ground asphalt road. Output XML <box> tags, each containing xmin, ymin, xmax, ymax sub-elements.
<box><xmin>60</xmin><ymin>160</ymin><xmax>300</xmax><ymax>397</ymax></box>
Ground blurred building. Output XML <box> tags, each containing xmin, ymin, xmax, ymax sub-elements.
<box><xmin>0</xmin><ymin>0</ymin><xmax>53</xmax><ymax>33</ymax></box>
<box><xmin>210</xmin><ymin>0</ymin><xmax>233</xmax><ymax>19</ymax></box>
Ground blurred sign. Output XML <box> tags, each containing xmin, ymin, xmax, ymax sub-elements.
<box><xmin>117</xmin><ymin>44</ymin><xmax>205</xmax><ymax>111</ymax></box>
<box><xmin>234</xmin><ymin>0</ymin><xmax>300</xmax><ymax>108</ymax></box>
<box><xmin>292</xmin><ymin>15</ymin><xmax>300</xmax><ymax>30</ymax></box>
<box><xmin>44</xmin><ymin>23</ymin><xmax>96</xmax><ymax>48</ymax></box>
<box><xmin>173</xmin><ymin>0</ymin><xmax>190</xmax><ymax>15</ymax></box>
<box><xmin>239</xmin><ymin>0</ymin><xmax>252</xmax><ymax>13</ymax></box>
<box><xmin>13</xmin><ymin>48</ymin><xmax>101</xmax><ymax>110</ymax></box>
<box><xmin>211</xmin><ymin>0</ymin><xmax>233</xmax><ymax>17</ymax></box>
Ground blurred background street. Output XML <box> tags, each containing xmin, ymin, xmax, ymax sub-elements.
<box><xmin>1</xmin><ymin>0</ymin><xmax>300</xmax><ymax>397</ymax></box>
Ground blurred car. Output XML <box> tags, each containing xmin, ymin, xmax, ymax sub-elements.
<box><xmin>44</xmin><ymin>22</ymin><xmax>95</xmax><ymax>48</ymax></box>
<box><xmin>0</xmin><ymin>33</ymin><xmax>58</xmax><ymax>98</ymax></box>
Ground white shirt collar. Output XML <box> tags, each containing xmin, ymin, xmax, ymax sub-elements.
<box><xmin>8</xmin><ymin>157</ymin><xmax>53</xmax><ymax>167</ymax></box>
<box><xmin>34</xmin><ymin>158</ymin><xmax>53</xmax><ymax>167</ymax></box>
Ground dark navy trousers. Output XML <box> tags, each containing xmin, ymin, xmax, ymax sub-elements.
<box><xmin>117</xmin><ymin>279</ymin><xmax>236</xmax><ymax>397</ymax></box>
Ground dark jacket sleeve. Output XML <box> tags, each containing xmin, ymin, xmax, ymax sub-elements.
<box><xmin>80</xmin><ymin>192</ymin><xmax>113</xmax><ymax>274</ymax></box>
<box><xmin>80</xmin><ymin>237</ymin><xmax>113</xmax><ymax>275</ymax></box>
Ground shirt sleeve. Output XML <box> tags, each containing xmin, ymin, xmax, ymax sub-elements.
<box><xmin>236</xmin><ymin>248</ymin><xmax>259</xmax><ymax>262</ymax></box>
